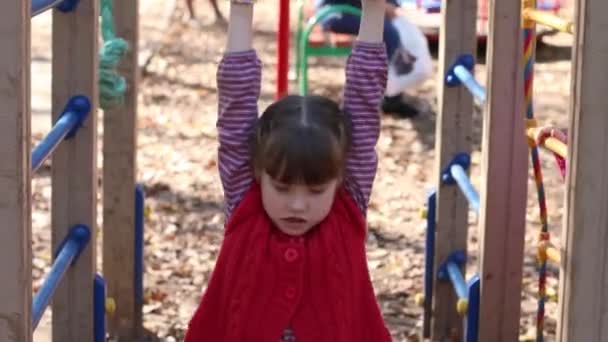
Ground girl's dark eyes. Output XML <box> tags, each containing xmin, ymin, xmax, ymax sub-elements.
<box><xmin>273</xmin><ymin>183</ymin><xmax>290</xmax><ymax>192</ymax></box>
<box><xmin>309</xmin><ymin>187</ymin><xmax>327</xmax><ymax>194</ymax></box>
<box><xmin>272</xmin><ymin>182</ymin><xmax>327</xmax><ymax>194</ymax></box>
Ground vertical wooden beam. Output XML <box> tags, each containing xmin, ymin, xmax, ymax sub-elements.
<box><xmin>52</xmin><ymin>0</ymin><xmax>99</xmax><ymax>340</ymax></box>
<box><xmin>0</xmin><ymin>0</ymin><xmax>31</xmax><ymax>341</ymax></box>
<box><xmin>431</xmin><ymin>0</ymin><xmax>477</xmax><ymax>339</ymax></box>
<box><xmin>103</xmin><ymin>0</ymin><xmax>140</xmax><ymax>339</ymax></box>
<box><xmin>558</xmin><ymin>0</ymin><xmax>608</xmax><ymax>340</ymax></box>
<box><xmin>477</xmin><ymin>0</ymin><xmax>527</xmax><ymax>340</ymax></box>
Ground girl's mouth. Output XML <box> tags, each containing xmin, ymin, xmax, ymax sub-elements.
<box><xmin>282</xmin><ymin>217</ymin><xmax>307</xmax><ymax>224</ymax></box>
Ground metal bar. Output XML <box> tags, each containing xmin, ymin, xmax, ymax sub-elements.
<box><xmin>134</xmin><ymin>185</ymin><xmax>145</xmax><ymax>310</ymax></box>
<box><xmin>453</xmin><ymin>65</ymin><xmax>486</xmax><ymax>103</ymax></box>
<box><xmin>276</xmin><ymin>0</ymin><xmax>289</xmax><ymax>98</ymax></box>
<box><xmin>446</xmin><ymin>261</ymin><xmax>468</xmax><ymax>301</ymax></box>
<box><xmin>546</xmin><ymin>246</ymin><xmax>561</xmax><ymax>264</ymax></box>
<box><xmin>31</xmin><ymin>110</ymin><xmax>80</xmax><ymax>173</ymax></box>
<box><xmin>94</xmin><ymin>274</ymin><xmax>106</xmax><ymax>342</ymax></box>
<box><xmin>527</xmin><ymin>127</ymin><xmax>568</xmax><ymax>159</ymax></box>
<box><xmin>32</xmin><ymin>225</ymin><xmax>90</xmax><ymax>329</ymax></box>
<box><xmin>31</xmin><ymin>0</ymin><xmax>64</xmax><ymax>16</ymax></box>
<box><xmin>523</xmin><ymin>9</ymin><xmax>574</xmax><ymax>34</ymax></box>
<box><xmin>465</xmin><ymin>275</ymin><xmax>480</xmax><ymax>342</ymax></box>
<box><xmin>450</xmin><ymin>164</ymin><xmax>480</xmax><ymax>213</ymax></box>
<box><xmin>31</xmin><ymin>96</ymin><xmax>90</xmax><ymax>173</ymax></box>
<box><xmin>31</xmin><ymin>0</ymin><xmax>79</xmax><ymax>17</ymax></box>
<box><xmin>543</xmin><ymin>137</ymin><xmax>568</xmax><ymax>159</ymax></box>
<box><xmin>422</xmin><ymin>191</ymin><xmax>437</xmax><ymax>338</ymax></box>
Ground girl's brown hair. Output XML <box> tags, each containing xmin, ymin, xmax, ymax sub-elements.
<box><xmin>251</xmin><ymin>94</ymin><xmax>351</xmax><ymax>185</ymax></box>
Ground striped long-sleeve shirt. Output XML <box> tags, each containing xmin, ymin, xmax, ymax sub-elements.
<box><xmin>217</xmin><ymin>41</ymin><xmax>387</xmax><ymax>221</ymax></box>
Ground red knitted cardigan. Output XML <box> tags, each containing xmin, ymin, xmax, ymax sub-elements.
<box><xmin>184</xmin><ymin>183</ymin><xmax>391</xmax><ymax>341</ymax></box>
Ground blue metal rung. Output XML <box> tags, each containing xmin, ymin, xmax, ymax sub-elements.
<box><xmin>31</xmin><ymin>0</ymin><xmax>81</xmax><ymax>17</ymax></box>
<box><xmin>451</xmin><ymin>164</ymin><xmax>480</xmax><ymax>213</ymax></box>
<box><xmin>32</xmin><ymin>224</ymin><xmax>91</xmax><ymax>329</ymax></box>
<box><xmin>422</xmin><ymin>190</ymin><xmax>436</xmax><ymax>338</ymax></box>
<box><xmin>441</xmin><ymin>153</ymin><xmax>480</xmax><ymax>214</ymax></box>
<box><xmin>465</xmin><ymin>275</ymin><xmax>480</xmax><ymax>342</ymax></box>
<box><xmin>438</xmin><ymin>251</ymin><xmax>468</xmax><ymax>302</ymax></box>
<box><xmin>135</xmin><ymin>184</ymin><xmax>145</xmax><ymax>309</ymax></box>
<box><xmin>445</xmin><ymin>54</ymin><xmax>486</xmax><ymax>104</ymax></box>
<box><xmin>31</xmin><ymin>95</ymin><xmax>91</xmax><ymax>173</ymax></box>
<box><xmin>446</xmin><ymin>261</ymin><xmax>468</xmax><ymax>300</ymax></box>
<box><xmin>94</xmin><ymin>274</ymin><xmax>106</xmax><ymax>342</ymax></box>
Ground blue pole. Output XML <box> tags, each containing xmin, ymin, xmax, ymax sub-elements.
<box><xmin>31</xmin><ymin>0</ymin><xmax>81</xmax><ymax>17</ymax></box>
<box><xmin>32</xmin><ymin>225</ymin><xmax>90</xmax><ymax>329</ymax></box>
<box><xmin>31</xmin><ymin>96</ymin><xmax>91</xmax><ymax>173</ymax></box>
<box><xmin>134</xmin><ymin>185</ymin><xmax>145</xmax><ymax>310</ymax></box>
<box><xmin>422</xmin><ymin>191</ymin><xmax>436</xmax><ymax>338</ymax></box>
<box><xmin>94</xmin><ymin>275</ymin><xmax>106</xmax><ymax>342</ymax></box>
<box><xmin>446</xmin><ymin>261</ymin><xmax>468</xmax><ymax>300</ymax></box>
<box><xmin>450</xmin><ymin>164</ymin><xmax>480</xmax><ymax>213</ymax></box>
<box><xmin>453</xmin><ymin>65</ymin><xmax>486</xmax><ymax>104</ymax></box>
<box><xmin>465</xmin><ymin>275</ymin><xmax>480</xmax><ymax>342</ymax></box>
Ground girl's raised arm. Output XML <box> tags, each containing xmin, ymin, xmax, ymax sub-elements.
<box><xmin>342</xmin><ymin>0</ymin><xmax>388</xmax><ymax>214</ymax></box>
<box><xmin>217</xmin><ymin>0</ymin><xmax>261</xmax><ymax>220</ymax></box>
<box><xmin>226</xmin><ymin>1</ymin><xmax>254</xmax><ymax>52</ymax></box>
<box><xmin>357</xmin><ymin>0</ymin><xmax>386</xmax><ymax>44</ymax></box>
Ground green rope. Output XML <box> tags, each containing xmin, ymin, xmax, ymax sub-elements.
<box><xmin>99</xmin><ymin>0</ymin><xmax>128</xmax><ymax>110</ymax></box>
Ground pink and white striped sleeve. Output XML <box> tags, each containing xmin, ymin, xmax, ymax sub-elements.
<box><xmin>342</xmin><ymin>42</ymin><xmax>388</xmax><ymax>214</ymax></box>
<box><xmin>216</xmin><ymin>50</ymin><xmax>261</xmax><ymax>219</ymax></box>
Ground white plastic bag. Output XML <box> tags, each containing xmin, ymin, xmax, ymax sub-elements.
<box><xmin>385</xmin><ymin>15</ymin><xmax>434</xmax><ymax>96</ymax></box>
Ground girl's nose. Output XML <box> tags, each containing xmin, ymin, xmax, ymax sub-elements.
<box><xmin>287</xmin><ymin>194</ymin><xmax>307</xmax><ymax>212</ymax></box>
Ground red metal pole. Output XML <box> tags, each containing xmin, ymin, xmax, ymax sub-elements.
<box><xmin>276</xmin><ymin>0</ymin><xmax>290</xmax><ymax>99</ymax></box>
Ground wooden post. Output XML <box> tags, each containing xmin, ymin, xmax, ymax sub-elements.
<box><xmin>51</xmin><ymin>0</ymin><xmax>99</xmax><ymax>340</ymax></box>
<box><xmin>0</xmin><ymin>0</ymin><xmax>31</xmax><ymax>341</ymax></box>
<box><xmin>431</xmin><ymin>0</ymin><xmax>477</xmax><ymax>339</ymax></box>
<box><xmin>477</xmin><ymin>0</ymin><xmax>527</xmax><ymax>340</ymax></box>
<box><xmin>557</xmin><ymin>0</ymin><xmax>608</xmax><ymax>340</ymax></box>
<box><xmin>103</xmin><ymin>0</ymin><xmax>141</xmax><ymax>339</ymax></box>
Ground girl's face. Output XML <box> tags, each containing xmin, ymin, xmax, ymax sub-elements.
<box><xmin>260</xmin><ymin>172</ymin><xmax>339</xmax><ymax>236</ymax></box>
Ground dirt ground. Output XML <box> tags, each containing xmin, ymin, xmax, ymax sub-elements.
<box><xmin>31</xmin><ymin>1</ymin><xmax>574</xmax><ymax>341</ymax></box>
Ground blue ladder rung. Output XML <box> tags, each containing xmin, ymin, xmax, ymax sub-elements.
<box><xmin>450</xmin><ymin>164</ymin><xmax>480</xmax><ymax>213</ymax></box>
<box><xmin>445</xmin><ymin>54</ymin><xmax>486</xmax><ymax>104</ymax></box>
<box><xmin>32</xmin><ymin>225</ymin><xmax>90</xmax><ymax>329</ymax></box>
<box><xmin>441</xmin><ymin>153</ymin><xmax>480</xmax><ymax>214</ymax></box>
<box><xmin>446</xmin><ymin>261</ymin><xmax>468</xmax><ymax>300</ymax></box>
<box><xmin>31</xmin><ymin>95</ymin><xmax>90</xmax><ymax>173</ymax></box>
<box><xmin>31</xmin><ymin>0</ymin><xmax>80</xmax><ymax>17</ymax></box>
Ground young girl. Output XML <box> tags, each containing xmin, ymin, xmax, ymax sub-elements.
<box><xmin>184</xmin><ymin>0</ymin><xmax>392</xmax><ymax>340</ymax></box>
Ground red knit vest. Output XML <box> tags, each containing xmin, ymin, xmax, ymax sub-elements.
<box><xmin>184</xmin><ymin>183</ymin><xmax>391</xmax><ymax>341</ymax></box>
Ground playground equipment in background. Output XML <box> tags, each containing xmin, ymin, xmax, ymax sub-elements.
<box><xmin>420</xmin><ymin>154</ymin><xmax>482</xmax><ymax>342</ymax></box>
<box><xmin>422</xmin><ymin>0</ymin><xmax>608</xmax><ymax>340</ymax></box>
<box><xmin>1</xmin><ymin>0</ymin><xmax>141</xmax><ymax>340</ymax></box>
<box><xmin>399</xmin><ymin>0</ymin><xmax>564</xmax><ymax>41</ymax></box>
<box><xmin>521</xmin><ymin>0</ymin><xmax>574</xmax><ymax>338</ymax></box>
<box><xmin>421</xmin><ymin>54</ymin><xmax>488</xmax><ymax>339</ymax></box>
<box><xmin>295</xmin><ymin>2</ymin><xmax>361</xmax><ymax>94</ymax></box>
<box><xmin>288</xmin><ymin>0</ymin><xmax>562</xmax><ymax>97</ymax></box>
<box><xmin>425</xmin><ymin>48</ymin><xmax>567</xmax><ymax>340</ymax></box>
